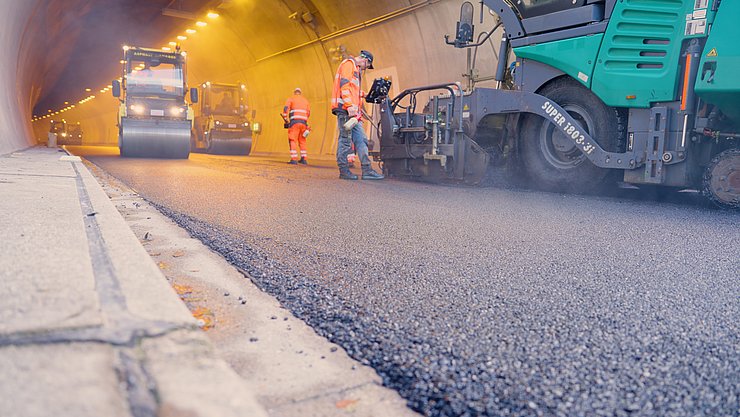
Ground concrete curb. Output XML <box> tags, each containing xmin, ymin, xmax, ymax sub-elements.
<box><xmin>0</xmin><ymin>147</ymin><xmax>268</xmax><ymax>417</ymax></box>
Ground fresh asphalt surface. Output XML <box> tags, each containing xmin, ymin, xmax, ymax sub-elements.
<box><xmin>72</xmin><ymin>146</ymin><xmax>739</xmax><ymax>417</ymax></box>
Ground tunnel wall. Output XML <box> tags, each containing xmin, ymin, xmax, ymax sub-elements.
<box><xmin>0</xmin><ymin>0</ymin><xmax>40</xmax><ymax>155</ymax></box>
<box><xmin>26</xmin><ymin>0</ymin><xmax>502</xmax><ymax>158</ymax></box>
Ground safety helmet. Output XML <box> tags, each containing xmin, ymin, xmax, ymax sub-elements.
<box><xmin>359</xmin><ymin>50</ymin><xmax>374</xmax><ymax>69</ymax></box>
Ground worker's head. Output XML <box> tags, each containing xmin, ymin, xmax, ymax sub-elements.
<box><xmin>357</xmin><ymin>50</ymin><xmax>374</xmax><ymax>70</ymax></box>
<box><xmin>294</xmin><ymin>87</ymin><xmax>302</xmax><ymax>95</ymax></box>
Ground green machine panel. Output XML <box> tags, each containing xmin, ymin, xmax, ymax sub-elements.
<box><xmin>695</xmin><ymin>1</ymin><xmax>740</xmax><ymax>123</ymax></box>
<box><xmin>513</xmin><ymin>34</ymin><xmax>603</xmax><ymax>89</ymax></box>
<box><xmin>591</xmin><ymin>0</ymin><xmax>697</xmax><ymax>108</ymax></box>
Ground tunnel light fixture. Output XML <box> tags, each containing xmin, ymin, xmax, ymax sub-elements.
<box><xmin>85</xmin><ymin>88</ymin><xmax>91</xmax><ymax>92</ymax></box>
<box><xmin>177</xmin><ymin>35</ymin><xmax>187</xmax><ymax>41</ymax></box>
<box><xmin>207</xmin><ymin>12</ymin><xmax>219</xmax><ymax>19</ymax></box>
<box><xmin>162</xmin><ymin>47</ymin><xmax>172</xmax><ymax>51</ymax></box>
<box><xmin>185</xmin><ymin>28</ymin><xmax>196</xmax><ymax>34</ymax></box>
<box><xmin>169</xmin><ymin>41</ymin><xmax>177</xmax><ymax>46</ymax></box>
<box><xmin>120</xmin><ymin>60</ymin><xmax>125</xmax><ymax>64</ymax></box>
<box><xmin>196</xmin><ymin>21</ymin><xmax>207</xmax><ymax>27</ymax></box>
<box><xmin>123</xmin><ymin>45</ymin><xmax>130</xmax><ymax>51</ymax></box>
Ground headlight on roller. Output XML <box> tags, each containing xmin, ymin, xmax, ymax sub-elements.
<box><xmin>215</xmin><ymin>120</ymin><xmax>222</xmax><ymax>126</ymax></box>
<box><xmin>169</xmin><ymin>106</ymin><xmax>185</xmax><ymax>117</ymax></box>
<box><xmin>129</xmin><ymin>104</ymin><xmax>145</xmax><ymax>114</ymax></box>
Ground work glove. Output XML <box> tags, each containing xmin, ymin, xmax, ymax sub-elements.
<box><xmin>347</xmin><ymin>105</ymin><xmax>359</xmax><ymax>118</ymax></box>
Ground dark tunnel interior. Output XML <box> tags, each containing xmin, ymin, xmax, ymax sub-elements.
<box><xmin>0</xmin><ymin>0</ymin><xmax>502</xmax><ymax>156</ymax></box>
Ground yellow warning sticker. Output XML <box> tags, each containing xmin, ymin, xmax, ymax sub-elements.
<box><xmin>707</xmin><ymin>48</ymin><xmax>718</xmax><ymax>57</ymax></box>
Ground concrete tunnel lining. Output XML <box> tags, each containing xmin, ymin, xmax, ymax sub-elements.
<box><xmin>2</xmin><ymin>0</ymin><xmax>502</xmax><ymax>157</ymax></box>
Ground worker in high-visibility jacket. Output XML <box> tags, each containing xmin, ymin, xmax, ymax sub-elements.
<box><xmin>330</xmin><ymin>50</ymin><xmax>384</xmax><ymax>180</ymax></box>
<box><xmin>282</xmin><ymin>87</ymin><xmax>311</xmax><ymax>165</ymax></box>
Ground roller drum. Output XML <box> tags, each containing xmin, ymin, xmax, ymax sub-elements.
<box><xmin>119</xmin><ymin>118</ymin><xmax>191</xmax><ymax>159</ymax></box>
<box><xmin>206</xmin><ymin>130</ymin><xmax>252</xmax><ymax>155</ymax></box>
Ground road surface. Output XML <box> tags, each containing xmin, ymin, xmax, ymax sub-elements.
<box><xmin>72</xmin><ymin>146</ymin><xmax>739</xmax><ymax>417</ymax></box>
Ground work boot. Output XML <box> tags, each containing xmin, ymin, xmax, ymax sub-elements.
<box><xmin>298</xmin><ymin>157</ymin><xmax>308</xmax><ymax>165</ymax></box>
<box><xmin>287</xmin><ymin>160</ymin><xmax>298</xmax><ymax>165</ymax></box>
<box><xmin>339</xmin><ymin>170</ymin><xmax>358</xmax><ymax>180</ymax></box>
<box><xmin>361</xmin><ymin>166</ymin><xmax>384</xmax><ymax>180</ymax></box>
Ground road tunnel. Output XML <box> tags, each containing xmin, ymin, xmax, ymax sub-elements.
<box><xmin>1</xmin><ymin>0</ymin><xmax>501</xmax><ymax>157</ymax></box>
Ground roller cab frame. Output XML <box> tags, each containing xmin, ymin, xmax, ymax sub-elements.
<box><xmin>192</xmin><ymin>82</ymin><xmax>254</xmax><ymax>155</ymax></box>
<box><xmin>377</xmin><ymin>0</ymin><xmax>739</xmax><ymax>208</ymax></box>
<box><xmin>111</xmin><ymin>46</ymin><xmax>198</xmax><ymax>159</ymax></box>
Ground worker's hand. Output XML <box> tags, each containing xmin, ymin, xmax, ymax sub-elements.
<box><xmin>347</xmin><ymin>105</ymin><xmax>359</xmax><ymax>118</ymax></box>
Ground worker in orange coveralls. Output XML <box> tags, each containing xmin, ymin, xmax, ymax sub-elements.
<box><xmin>330</xmin><ymin>50</ymin><xmax>383</xmax><ymax>180</ymax></box>
<box><xmin>282</xmin><ymin>87</ymin><xmax>311</xmax><ymax>165</ymax></box>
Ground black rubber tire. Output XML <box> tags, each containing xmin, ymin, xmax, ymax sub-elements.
<box><xmin>702</xmin><ymin>148</ymin><xmax>740</xmax><ymax>210</ymax></box>
<box><xmin>520</xmin><ymin>77</ymin><xmax>625</xmax><ymax>193</ymax></box>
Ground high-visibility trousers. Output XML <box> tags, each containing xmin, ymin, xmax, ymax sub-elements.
<box><xmin>288</xmin><ymin>123</ymin><xmax>308</xmax><ymax>160</ymax></box>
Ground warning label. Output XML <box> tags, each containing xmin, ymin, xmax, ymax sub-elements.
<box><xmin>707</xmin><ymin>48</ymin><xmax>718</xmax><ymax>57</ymax></box>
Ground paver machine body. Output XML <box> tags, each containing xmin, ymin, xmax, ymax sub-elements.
<box><xmin>373</xmin><ymin>0</ymin><xmax>739</xmax><ymax>208</ymax></box>
<box><xmin>192</xmin><ymin>82</ymin><xmax>253</xmax><ymax>155</ymax></box>
<box><xmin>111</xmin><ymin>46</ymin><xmax>198</xmax><ymax>159</ymax></box>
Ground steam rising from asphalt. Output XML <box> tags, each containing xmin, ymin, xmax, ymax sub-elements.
<box><xmin>33</xmin><ymin>0</ymin><xmax>194</xmax><ymax>115</ymax></box>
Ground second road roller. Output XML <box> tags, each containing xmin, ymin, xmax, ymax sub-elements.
<box><xmin>111</xmin><ymin>46</ymin><xmax>198</xmax><ymax>159</ymax></box>
<box><xmin>191</xmin><ymin>82</ymin><xmax>254</xmax><ymax>155</ymax></box>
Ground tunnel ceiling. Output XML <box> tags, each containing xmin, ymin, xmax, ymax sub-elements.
<box><xmin>33</xmin><ymin>0</ymin><xmax>219</xmax><ymax>116</ymax></box>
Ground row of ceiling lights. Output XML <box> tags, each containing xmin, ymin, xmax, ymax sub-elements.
<box><xmin>32</xmin><ymin>11</ymin><xmax>220</xmax><ymax>123</ymax></box>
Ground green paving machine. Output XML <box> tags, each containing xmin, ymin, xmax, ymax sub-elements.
<box><xmin>112</xmin><ymin>46</ymin><xmax>198</xmax><ymax>159</ymax></box>
<box><xmin>375</xmin><ymin>0</ymin><xmax>739</xmax><ymax>208</ymax></box>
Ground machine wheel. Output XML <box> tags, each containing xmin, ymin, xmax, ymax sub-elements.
<box><xmin>702</xmin><ymin>148</ymin><xmax>740</xmax><ymax>209</ymax></box>
<box><xmin>521</xmin><ymin>77</ymin><xmax>625</xmax><ymax>193</ymax></box>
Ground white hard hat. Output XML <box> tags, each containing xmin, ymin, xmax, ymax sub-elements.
<box><xmin>294</xmin><ymin>87</ymin><xmax>302</xmax><ymax>93</ymax></box>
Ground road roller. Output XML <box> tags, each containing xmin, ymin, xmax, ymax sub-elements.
<box><xmin>111</xmin><ymin>46</ymin><xmax>198</xmax><ymax>159</ymax></box>
<box><xmin>373</xmin><ymin>0</ymin><xmax>739</xmax><ymax>209</ymax></box>
<box><xmin>191</xmin><ymin>82</ymin><xmax>254</xmax><ymax>155</ymax></box>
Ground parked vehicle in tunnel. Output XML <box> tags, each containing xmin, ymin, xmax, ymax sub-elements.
<box><xmin>111</xmin><ymin>46</ymin><xmax>198</xmax><ymax>159</ymax></box>
<box><xmin>376</xmin><ymin>0</ymin><xmax>739</xmax><ymax>209</ymax></box>
<box><xmin>49</xmin><ymin>120</ymin><xmax>83</xmax><ymax>146</ymax></box>
<box><xmin>191</xmin><ymin>82</ymin><xmax>253</xmax><ymax>155</ymax></box>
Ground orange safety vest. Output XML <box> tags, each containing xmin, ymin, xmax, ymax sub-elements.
<box><xmin>331</xmin><ymin>58</ymin><xmax>362</xmax><ymax>117</ymax></box>
<box><xmin>282</xmin><ymin>94</ymin><xmax>310</xmax><ymax>126</ymax></box>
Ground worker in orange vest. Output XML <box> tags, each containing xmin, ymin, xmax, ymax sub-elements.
<box><xmin>330</xmin><ymin>50</ymin><xmax>383</xmax><ymax>180</ymax></box>
<box><xmin>282</xmin><ymin>87</ymin><xmax>311</xmax><ymax>165</ymax></box>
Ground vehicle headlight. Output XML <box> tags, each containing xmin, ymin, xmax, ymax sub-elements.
<box><xmin>243</xmin><ymin>122</ymin><xmax>250</xmax><ymax>127</ymax></box>
<box><xmin>129</xmin><ymin>104</ymin><xmax>145</xmax><ymax>114</ymax></box>
<box><xmin>215</xmin><ymin>120</ymin><xmax>222</xmax><ymax>126</ymax></box>
<box><xmin>169</xmin><ymin>106</ymin><xmax>185</xmax><ymax>116</ymax></box>
<box><xmin>60</xmin><ymin>132</ymin><xmax>67</xmax><ymax>137</ymax></box>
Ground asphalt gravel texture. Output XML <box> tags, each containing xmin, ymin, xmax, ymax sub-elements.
<box><xmin>74</xmin><ymin>147</ymin><xmax>740</xmax><ymax>417</ymax></box>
